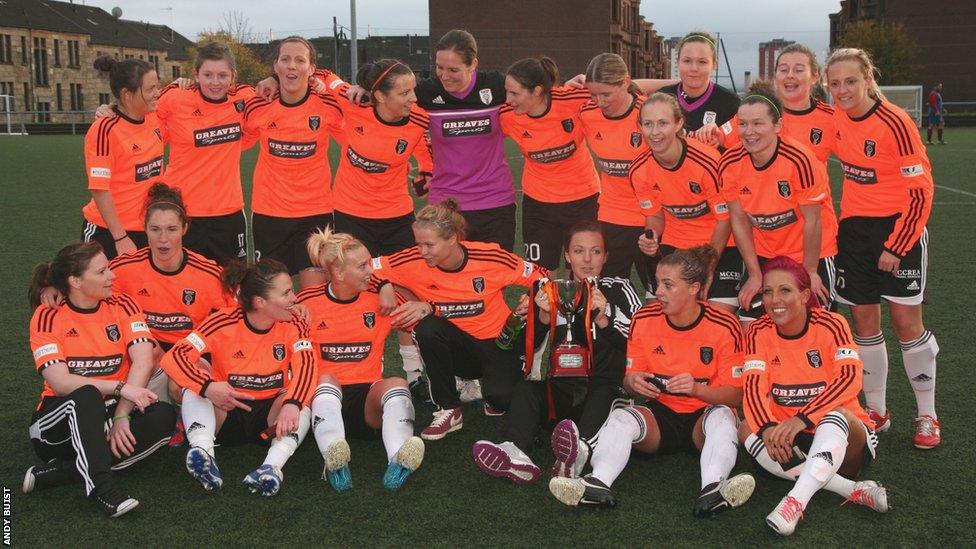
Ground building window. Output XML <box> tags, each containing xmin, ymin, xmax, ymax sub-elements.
<box><xmin>21</xmin><ymin>36</ymin><xmax>27</xmax><ymax>65</ymax></box>
<box><xmin>36</xmin><ymin>101</ymin><xmax>51</xmax><ymax>122</ymax></box>
<box><xmin>172</xmin><ymin>65</ymin><xmax>181</xmax><ymax>79</ymax></box>
<box><xmin>0</xmin><ymin>35</ymin><xmax>11</xmax><ymax>64</ymax></box>
<box><xmin>33</xmin><ymin>37</ymin><xmax>49</xmax><ymax>86</ymax></box>
<box><xmin>67</xmin><ymin>40</ymin><xmax>80</xmax><ymax>67</ymax></box>
<box><xmin>149</xmin><ymin>54</ymin><xmax>160</xmax><ymax>74</ymax></box>
<box><xmin>53</xmin><ymin>39</ymin><xmax>61</xmax><ymax>66</ymax></box>
<box><xmin>611</xmin><ymin>0</ymin><xmax>620</xmax><ymax>23</ymax></box>
<box><xmin>0</xmin><ymin>81</ymin><xmax>14</xmax><ymax>110</ymax></box>
<box><xmin>70</xmin><ymin>83</ymin><xmax>83</xmax><ymax>110</ymax></box>
<box><xmin>124</xmin><ymin>54</ymin><xmax>134</xmax><ymax>60</ymax></box>
<box><xmin>23</xmin><ymin>82</ymin><xmax>29</xmax><ymax>109</ymax></box>
<box><xmin>56</xmin><ymin>83</ymin><xmax>63</xmax><ymax>110</ymax></box>
<box><xmin>98</xmin><ymin>92</ymin><xmax>110</xmax><ymax>106</ymax></box>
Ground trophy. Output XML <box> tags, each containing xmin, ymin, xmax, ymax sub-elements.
<box><xmin>547</xmin><ymin>279</ymin><xmax>594</xmax><ymax>378</ymax></box>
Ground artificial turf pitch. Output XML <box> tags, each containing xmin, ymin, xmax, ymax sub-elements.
<box><xmin>0</xmin><ymin>132</ymin><xmax>973</xmax><ymax>546</ymax></box>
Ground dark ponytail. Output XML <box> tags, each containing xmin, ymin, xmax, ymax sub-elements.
<box><xmin>658</xmin><ymin>245</ymin><xmax>717</xmax><ymax>298</ymax></box>
<box><xmin>221</xmin><ymin>258</ymin><xmax>290</xmax><ymax>312</ymax></box>
<box><xmin>742</xmin><ymin>79</ymin><xmax>783</xmax><ymax>123</ymax></box>
<box><xmin>356</xmin><ymin>58</ymin><xmax>413</xmax><ymax>97</ymax></box>
<box><xmin>94</xmin><ymin>55</ymin><xmax>154</xmax><ymax>100</ymax></box>
<box><xmin>507</xmin><ymin>56</ymin><xmax>560</xmax><ymax>96</ymax></box>
<box><xmin>28</xmin><ymin>242</ymin><xmax>104</xmax><ymax>309</ymax></box>
<box><xmin>144</xmin><ymin>182</ymin><xmax>188</xmax><ymax>227</ymax></box>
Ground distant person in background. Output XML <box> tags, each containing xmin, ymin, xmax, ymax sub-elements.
<box><xmin>927</xmin><ymin>82</ymin><xmax>946</xmax><ymax>145</ymax></box>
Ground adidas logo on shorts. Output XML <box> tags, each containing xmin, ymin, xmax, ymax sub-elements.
<box><xmin>907</xmin><ymin>281</ymin><xmax>920</xmax><ymax>291</ymax></box>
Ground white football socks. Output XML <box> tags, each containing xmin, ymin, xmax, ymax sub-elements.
<box><xmin>901</xmin><ymin>330</ymin><xmax>939</xmax><ymax>418</ymax></box>
<box><xmin>263</xmin><ymin>407</ymin><xmax>311</xmax><ymax>469</ymax></box>
<box><xmin>745</xmin><ymin>432</ymin><xmax>855</xmax><ymax>499</ymax></box>
<box><xmin>381</xmin><ymin>387</ymin><xmax>415</xmax><ymax>462</ymax></box>
<box><xmin>854</xmin><ymin>332</ymin><xmax>888</xmax><ymax>413</ymax></box>
<box><xmin>590</xmin><ymin>407</ymin><xmax>646</xmax><ymax>487</ymax></box>
<box><xmin>788</xmin><ymin>412</ymin><xmax>849</xmax><ymax>508</ymax></box>
<box><xmin>699</xmin><ymin>406</ymin><xmax>739</xmax><ymax>489</ymax></box>
<box><xmin>182</xmin><ymin>389</ymin><xmax>216</xmax><ymax>454</ymax></box>
<box><xmin>399</xmin><ymin>344</ymin><xmax>423</xmax><ymax>384</ymax></box>
<box><xmin>311</xmin><ymin>383</ymin><xmax>345</xmax><ymax>456</ymax></box>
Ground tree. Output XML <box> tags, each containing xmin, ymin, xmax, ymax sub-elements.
<box><xmin>838</xmin><ymin>21</ymin><xmax>917</xmax><ymax>85</ymax></box>
<box><xmin>182</xmin><ymin>31</ymin><xmax>268</xmax><ymax>86</ymax></box>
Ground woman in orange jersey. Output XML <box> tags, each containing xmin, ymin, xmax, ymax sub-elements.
<box><xmin>242</xmin><ymin>36</ymin><xmax>343</xmax><ymax>288</ymax></box>
<box><xmin>577</xmin><ymin>54</ymin><xmax>656</xmax><ymax>290</ymax></box>
<box><xmin>82</xmin><ymin>57</ymin><xmax>164</xmax><ymax>259</ymax></box>
<box><xmin>703</xmin><ymin>44</ymin><xmax>837</xmax><ymax>164</ymax></box>
<box><xmin>826</xmin><ymin>49</ymin><xmax>940</xmax><ymax>449</ymax></box>
<box><xmin>549</xmin><ymin>246</ymin><xmax>754</xmax><ymax>516</ymax></box>
<box><xmin>721</xmin><ymin>81</ymin><xmax>838</xmax><ymax>318</ymax></box>
<box><xmin>159</xmin><ymin>259</ymin><xmax>316</xmax><ymax>497</ymax></box>
<box><xmin>499</xmin><ymin>56</ymin><xmax>599</xmax><ymax>270</ymax></box>
<box><xmin>372</xmin><ymin>200</ymin><xmax>546</xmax><ymax>441</ymax></box>
<box><xmin>630</xmin><ymin>93</ymin><xmax>740</xmax><ymax>311</ymax></box>
<box><xmin>298</xmin><ymin>228</ymin><xmax>425</xmax><ymax>493</ymax></box>
<box><xmin>25</xmin><ymin>242</ymin><xmax>175</xmax><ymax>518</ymax></box>
<box><xmin>331</xmin><ymin>59</ymin><xmax>433</xmax><ymax>256</ymax></box>
<box><xmin>739</xmin><ymin>257</ymin><xmax>889</xmax><ymax>536</ymax></box>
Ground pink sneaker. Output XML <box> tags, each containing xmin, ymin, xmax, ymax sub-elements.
<box><xmin>864</xmin><ymin>407</ymin><xmax>891</xmax><ymax>433</ymax></box>
<box><xmin>913</xmin><ymin>415</ymin><xmax>941</xmax><ymax>449</ymax></box>
<box><xmin>421</xmin><ymin>407</ymin><xmax>462</xmax><ymax>441</ymax></box>
<box><xmin>471</xmin><ymin>441</ymin><xmax>540</xmax><ymax>484</ymax></box>
<box><xmin>550</xmin><ymin>419</ymin><xmax>587</xmax><ymax>479</ymax></box>
<box><xmin>766</xmin><ymin>495</ymin><xmax>804</xmax><ymax>536</ymax></box>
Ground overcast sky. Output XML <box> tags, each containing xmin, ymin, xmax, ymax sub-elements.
<box><xmin>81</xmin><ymin>0</ymin><xmax>842</xmax><ymax>89</ymax></box>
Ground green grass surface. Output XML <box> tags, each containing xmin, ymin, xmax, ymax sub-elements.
<box><xmin>0</xmin><ymin>132</ymin><xmax>973</xmax><ymax>546</ymax></box>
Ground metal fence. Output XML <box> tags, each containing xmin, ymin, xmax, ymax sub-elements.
<box><xmin>0</xmin><ymin>110</ymin><xmax>96</xmax><ymax>135</ymax></box>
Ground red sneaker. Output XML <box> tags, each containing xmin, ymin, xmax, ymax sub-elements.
<box><xmin>864</xmin><ymin>407</ymin><xmax>891</xmax><ymax>433</ymax></box>
<box><xmin>913</xmin><ymin>415</ymin><xmax>941</xmax><ymax>449</ymax></box>
<box><xmin>421</xmin><ymin>407</ymin><xmax>462</xmax><ymax>441</ymax></box>
<box><xmin>483</xmin><ymin>402</ymin><xmax>505</xmax><ymax>417</ymax></box>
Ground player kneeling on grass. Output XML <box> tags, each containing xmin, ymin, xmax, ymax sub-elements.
<box><xmin>159</xmin><ymin>259</ymin><xmax>316</xmax><ymax>496</ymax></box>
<box><xmin>739</xmin><ymin>257</ymin><xmax>889</xmax><ymax>536</ymax></box>
<box><xmin>297</xmin><ymin>228</ymin><xmax>424</xmax><ymax>492</ymax></box>
<box><xmin>472</xmin><ymin>221</ymin><xmax>639</xmax><ymax>484</ymax></box>
<box><xmin>550</xmin><ymin>246</ymin><xmax>754</xmax><ymax>517</ymax></box>
<box><xmin>26</xmin><ymin>242</ymin><xmax>176</xmax><ymax>518</ymax></box>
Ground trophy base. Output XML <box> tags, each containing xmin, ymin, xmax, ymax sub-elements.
<box><xmin>549</xmin><ymin>344</ymin><xmax>591</xmax><ymax>378</ymax></box>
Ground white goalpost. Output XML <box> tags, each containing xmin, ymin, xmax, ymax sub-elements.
<box><xmin>0</xmin><ymin>95</ymin><xmax>27</xmax><ymax>135</ymax></box>
<box><xmin>880</xmin><ymin>85</ymin><xmax>923</xmax><ymax>128</ymax></box>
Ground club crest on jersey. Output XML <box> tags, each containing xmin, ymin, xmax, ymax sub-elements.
<box><xmin>777</xmin><ymin>180</ymin><xmax>791</xmax><ymax>198</ymax></box>
<box><xmin>395</xmin><ymin>138</ymin><xmax>408</xmax><ymax>155</ymax></box>
<box><xmin>272</xmin><ymin>343</ymin><xmax>286</xmax><ymax>361</ymax></box>
<box><xmin>363</xmin><ymin>312</ymin><xmax>376</xmax><ymax>328</ymax></box>
<box><xmin>810</xmin><ymin>127</ymin><xmax>823</xmax><ymax>145</ymax></box>
<box><xmin>235</xmin><ymin>100</ymin><xmax>245</xmax><ymax>113</ymax></box>
<box><xmin>182</xmin><ymin>289</ymin><xmax>196</xmax><ymax>306</ymax></box>
<box><xmin>479</xmin><ymin>88</ymin><xmax>493</xmax><ymax>105</ymax></box>
<box><xmin>472</xmin><ymin>277</ymin><xmax>485</xmax><ymax>293</ymax></box>
<box><xmin>700</xmin><ymin>346</ymin><xmax>713</xmax><ymax>365</ymax></box>
<box><xmin>703</xmin><ymin>111</ymin><xmax>717</xmax><ymax>125</ymax></box>
<box><xmin>105</xmin><ymin>324</ymin><xmax>121</xmax><ymax>342</ymax></box>
<box><xmin>864</xmin><ymin>140</ymin><xmax>876</xmax><ymax>157</ymax></box>
<box><xmin>630</xmin><ymin>132</ymin><xmax>642</xmax><ymax>148</ymax></box>
<box><xmin>689</xmin><ymin>181</ymin><xmax>702</xmax><ymax>194</ymax></box>
<box><xmin>309</xmin><ymin>116</ymin><xmax>321</xmax><ymax>131</ymax></box>
<box><xmin>561</xmin><ymin>118</ymin><xmax>574</xmax><ymax>133</ymax></box>
<box><xmin>806</xmin><ymin>349</ymin><xmax>823</xmax><ymax>369</ymax></box>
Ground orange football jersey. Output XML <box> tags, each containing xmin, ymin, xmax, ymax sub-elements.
<box><xmin>370</xmin><ymin>242</ymin><xmax>545</xmax><ymax>340</ymax></box>
<box><xmin>243</xmin><ymin>90</ymin><xmax>342</xmax><ymax>218</ymax></box>
<box><xmin>296</xmin><ymin>285</ymin><xmax>393</xmax><ymax>385</ymax></box>
<box><xmin>82</xmin><ymin>110</ymin><xmax>166</xmax><ymax>231</ymax></box>
<box><xmin>160</xmin><ymin>308</ymin><xmax>316</xmax><ymax>406</ymax></box>
<box><xmin>629</xmin><ymin>138</ymin><xmax>729</xmax><ymax>248</ymax></box>
<box><xmin>109</xmin><ymin>248</ymin><xmax>233</xmax><ymax>346</ymax></box>
<box><xmin>29</xmin><ymin>294</ymin><xmax>154</xmax><ymax>402</ymax></box>
<box><xmin>580</xmin><ymin>95</ymin><xmax>648</xmax><ymax>227</ymax></box>
<box><xmin>742</xmin><ymin>309</ymin><xmax>870</xmax><ymax>432</ymax></box>
<box><xmin>500</xmin><ymin>87</ymin><xmax>599</xmax><ymax>203</ymax></box>
<box><xmin>720</xmin><ymin>100</ymin><xmax>836</xmax><ymax>163</ymax></box>
<box><xmin>155</xmin><ymin>83</ymin><xmax>256</xmax><ymax>216</ymax></box>
<box><xmin>626</xmin><ymin>302</ymin><xmax>743</xmax><ymax>413</ymax></box>
<box><xmin>833</xmin><ymin>99</ymin><xmax>934</xmax><ymax>257</ymax></box>
<box><xmin>720</xmin><ymin>137</ymin><xmax>838</xmax><ymax>261</ymax></box>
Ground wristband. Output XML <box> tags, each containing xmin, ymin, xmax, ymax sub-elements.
<box><xmin>112</xmin><ymin>415</ymin><xmax>131</xmax><ymax>422</ymax></box>
<box><xmin>113</xmin><ymin>233</ymin><xmax>129</xmax><ymax>243</ymax></box>
<box><xmin>113</xmin><ymin>380</ymin><xmax>126</xmax><ymax>398</ymax></box>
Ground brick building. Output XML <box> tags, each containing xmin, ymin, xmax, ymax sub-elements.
<box><xmin>0</xmin><ymin>0</ymin><xmax>193</xmax><ymax>123</ymax></box>
<box><xmin>428</xmin><ymin>0</ymin><xmax>667</xmax><ymax>81</ymax></box>
<box><xmin>829</xmin><ymin>0</ymin><xmax>976</xmax><ymax>100</ymax></box>
<box><xmin>758</xmin><ymin>39</ymin><xmax>795</xmax><ymax>80</ymax></box>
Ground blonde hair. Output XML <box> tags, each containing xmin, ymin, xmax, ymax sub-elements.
<box><xmin>678</xmin><ymin>31</ymin><xmax>718</xmax><ymax>64</ymax></box>
<box><xmin>641</xmin><ymin>92</ymin><xmax>683</xmax><ymax>123</ymax></box>
<box><xmin>585</xmin><ymin>53</ymin><xmax>641</xmax><ymax>95</ymax></box>
<box><xmin>306</xmin><ymin>226</ymin><xmax>367</xmax><ymax>271</ymax></box>
<box><xmin>826</xmin><ymin>47</ymin><xmax>886</xmax><ymax>100</ymax></box>
<box><xmin>414</xmin><ymin>199</ymin><xmax>467</xmax><ymax>240</ymax></box>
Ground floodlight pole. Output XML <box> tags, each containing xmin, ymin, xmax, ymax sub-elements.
<box><xmin>350</xmin><ymin>0</ymin><xmax>358</xmax><ymax>77</ymax></box>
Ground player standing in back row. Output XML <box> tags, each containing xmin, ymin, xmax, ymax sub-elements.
<box><xmin>825</xmin><ymin>48</ymin><xmax>940</xmax><ymax>449</ymax></box>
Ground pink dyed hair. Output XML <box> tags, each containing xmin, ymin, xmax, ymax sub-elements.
<box><xmin>762</xmin><ymin>256</ymin><xmax>820</xmax><ymax>310</ymax></box>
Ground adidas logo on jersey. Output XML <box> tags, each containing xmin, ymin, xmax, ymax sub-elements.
<box><xmin>233</xmin><ymin>350</ymin><xmax>245</xmax><ymax>359</ymax></box>
<box><xmin>131</xmin><ymin>143</ymin><xmax>141</xmax><ymax>152</ymax></box>
<box><xmin>355</xmin><ymin>126</ymin><xmax>365</xmax><ymax>135</ymax></box>
<box><xmin>739</xmin><ymin>186</ymin><xmax>752</xmax><ymax>195</ymax></box>
<box><xmin>316</xmin><ymin>321</ymin><xmax>328</xmax><ymax>329</ymax></box>
<box><xmin>138</xmin><ymin>288</ymin><xmax>151</xmax><ymax>297</ymax></box>
<box><xmin>432</xmin><ymin>95</ymin><xmax>445</xmax><ymax>104</ymax></box>
<box><xmin>595</xmin><ymin>132</ymin><xmax>604</xmax><ymax>140</ymax></box>
<box><xmin>192</xmin><ymin>108</ymin><xmax>204</xmax><ymax>117</ymax></box>
<box><xmin>907</xmin><ymin>281</ymin><xmax>920</xmax><ymax>291</ymax></box>
<box><xmin>771</xmin><ymin>355</ymin><xmax>781</xmax><ymax>365</ymax></box>
<box><xmin>653</xmin><ymin>345</ymin><xmax>665</xmax><ymax>355</ymax></box>
<box><xmin>522</xmin><ymin>131</ymin><xmax>532</xmax><ymax>138</ymax></box>
<box><xmin>427</xmin><ymin>284</ymin><xmax>439</xmax><ymax>290</ymax></box>
<box><xmin>267</xmin><ymin>122</ymin><xmax>278</xmax><ymax>129</ymax></box>
<box><xmin>912</xmin><ymin>373</ymin><xmax>932</xmax><ymax>382</ymax></box>
<box><xmin>812</xmin><ymin>451</ymin><xmax>834</xmax><ymax>466</ymax></box>
<box><xmin>66</xmin><ymin>328</ymin><xmax>80</xmax><ymax>337</ymax></box>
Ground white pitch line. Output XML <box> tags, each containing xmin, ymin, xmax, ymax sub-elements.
<box><xmin>935</xmin><ymin>185</ymin><xmax>976</xmax><ymax>198</ymax></box>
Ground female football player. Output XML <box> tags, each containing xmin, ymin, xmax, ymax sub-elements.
<box><xmin>26</xmin><ymin>242</ymin><xmax>175</xmax><ymax>517</ymax></box>
<box><xmin>629</xmin><ymin>93</ymin><xmax>739</xmax><ymax>311</ymax></box>
<box><xmin>549</xmin><ymin>246</ymin><xmax>754</xmax><ymax>517</ymax></box>
<box><xmin>721</xmin><ymin>81</ymin><xmax>838</xmax><ymax>318</ymax></box>
<box><xmin>740</xmin><ymin>256</ymin><xmax>889</xmax><ymax>536</ymax></box>
<box><xmin>499</xmin><ymin>57</ymin><xmax>598</xmax><ymax>270</ymax></box>
<box><xmin>242</xmin><ymin>37</ymin><xmax>343</xmax><ymax>288</ymax></box>
<box><xmin>160</xmin><ymin>259</ymin><xmax>316</xmax><ymax>497</ymax></box>
<box><xmin>661</xmin><ymin>31</ymin><xmax>740</xmax><ymax>136</ymax></box>
<box><xmin>83</xmin><ymin>57</ymin><xmax>163</xmax><ymax>259</ymax></box>
<box><xmin>471</xmin><ymin>221</ymin><xmax>640</xmax><ymax>484</ymax></box>
<box><xmin>372</xmin><ymin>200</ymin><xmax>546</xmax><ymax>440</ymax></box>
<box><xmin>825</xmin><ymin>48</ymin><xmax>940</xmax><ymax>448</ymax></box>
<box><xmin>299</xmin><ymin>228</ymin><xmax>424</xmax><ymax>492</ymax></box>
